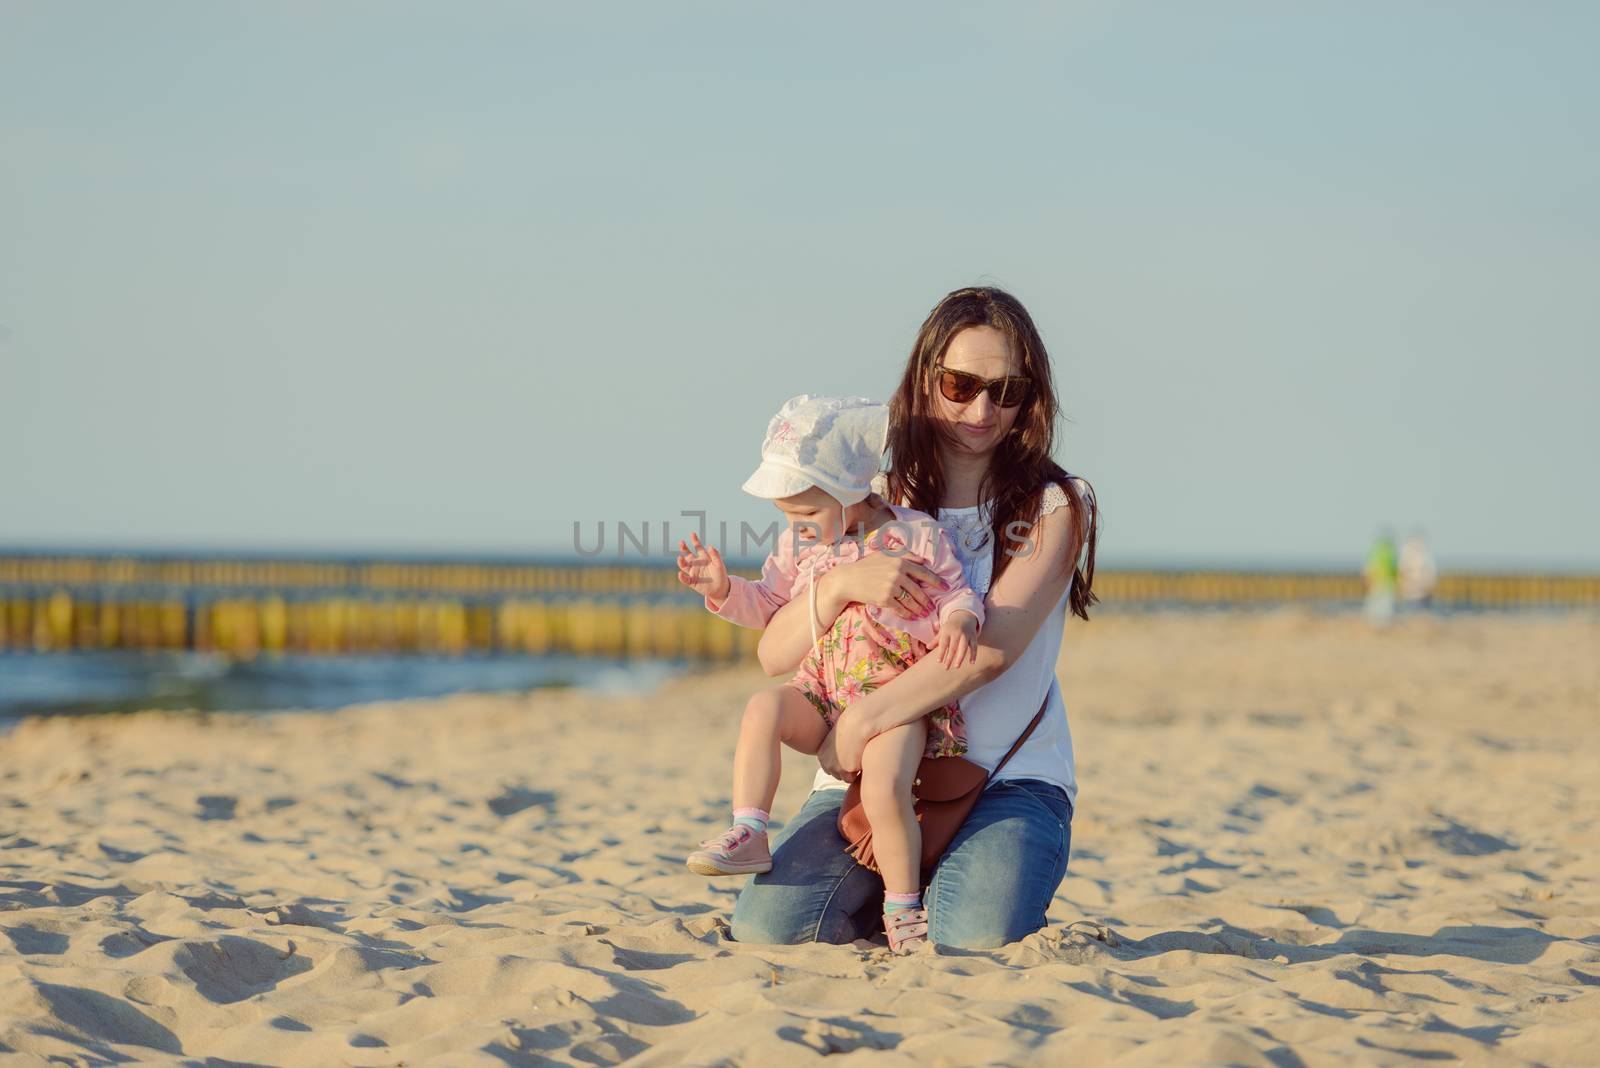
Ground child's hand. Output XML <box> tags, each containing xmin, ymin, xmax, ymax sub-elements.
<box><xmin>935</xmin><ymin>610</ymin><xmax>979</xmax><ymax>669</ymax></box>
<box><xmin>677</xmin><ymin>532</ymin><xmax>731</xmax><ymax>603</ymax></box>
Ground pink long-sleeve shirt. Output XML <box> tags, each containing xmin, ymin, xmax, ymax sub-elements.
<box><xmin>703</xmin><ymin>504</ymin><xmax>984</xmax><ymax>648</ymax></box>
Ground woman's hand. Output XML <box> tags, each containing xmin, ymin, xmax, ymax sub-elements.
<box><xmin>676</xmin><ymin>532</ymin><xmax>730</xmax><ymax>603</ymax></box>
<box><xmin>816</xmin><ymin>728</ymin><xmax>856</xmax><ymax>782</ymax></box>
<box><xmin>829</xmin><ymin>551</ymin><xmax>947</xmax><ymax>620</ymax></box>
<box><xmin>818</xmin><ymin>714</ymin><xmax>872</xmax><ymax>780</ymax></box>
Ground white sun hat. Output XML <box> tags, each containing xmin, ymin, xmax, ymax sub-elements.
<box><xmin>741</xmin><ymin>394</ymin><xmax>890</xmax><ymax>506</ymax></box>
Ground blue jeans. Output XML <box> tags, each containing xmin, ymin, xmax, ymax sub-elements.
<box><xmin>731</xmin><ymin>778</ymin><xmax>1074</xmax><ymax>949</ymax></box>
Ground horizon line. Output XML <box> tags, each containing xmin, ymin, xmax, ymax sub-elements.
<box><xmin>3</xmin><ymin>544</ymin><xmax>1599</xmax><ymax>577</ymax></box>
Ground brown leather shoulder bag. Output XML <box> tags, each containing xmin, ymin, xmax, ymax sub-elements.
<box><xmin>836</xmin><ymin>695</ymin><xmax>1051</xmax><ymax>877</ymax></box>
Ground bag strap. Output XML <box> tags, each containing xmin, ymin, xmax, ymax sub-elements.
<box><xmin>985</xmin><ymin>692</ymin><xmax>1051</xmax><ymax>783</ymax></box>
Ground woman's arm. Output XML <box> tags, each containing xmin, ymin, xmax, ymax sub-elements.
<box><xmin>820</xmin><ymin>498</ymin><xmax>1085</xmax><ymax>778</ymax></box>
<box><xmin>754</xmin><ymin>553</ymin><xmax>949</xmax><ymax>676</ymax></box>
<box><xmin>755</xmin><ymin>568</ymin><xmax>849</xmax><ymax>676</ymax></box>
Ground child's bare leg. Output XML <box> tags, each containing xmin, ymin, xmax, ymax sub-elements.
<box><xmin>732</xmin><ymin>685</ymin><xmax>830</xmax><ymax>813</ymax></box>
<box><xmin>859</xmin><ymin>720</ymin><xmax>928</xmax><ymax>895</ymax></box>
<box><xmin>689</xmin><ymin>686</ymin><xmax>827</xmax><ymax>878</ymax></box>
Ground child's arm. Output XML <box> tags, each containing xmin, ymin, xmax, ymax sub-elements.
<box><xmin>934</xmin><ymin>609</ymin><xmax>979</xmax><ymax>668</ymax></box>
<box><xmin>678</xmin><ymin>532</ymin><xmax>796</xmax><ymax>629</ymax></box>
<box><xmin>918</xmin><ymin>528</ymin><xmax>984</xmax><ymax>668</ymax></box>
<box><xmin>676</xmin><ymin>532</ymin><xmax>730</xmax><ymax>601</ymax></box>
<box><xmin>925</xmin><ymin>527</ymin><xmax>985</xmax><ymax>632</ymax></box>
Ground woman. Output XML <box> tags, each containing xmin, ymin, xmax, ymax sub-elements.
<box><xmin>730</xmin><ymin>286</ymin><xmax>1099</xmax><ymax>949</ymax></box>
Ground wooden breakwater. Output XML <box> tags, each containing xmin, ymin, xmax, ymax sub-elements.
<box><xmin>1096</xmin><ymin>570</ymin><xmax>1600</xmax><ymax>608</ymax></box>
<box><xmin>2</xmin><ymin>553</ymin><xmax>1596</xmax><ymax>660</ymax></box>
<box><xmin>0</xmin><ymin>556</ymin><xmax>760</xmax><ymax>660</ymax></box>
<box><xmin>0</xmin><ymin>591</ymin><xmax>758</xmax><ymax>661</ymax></box>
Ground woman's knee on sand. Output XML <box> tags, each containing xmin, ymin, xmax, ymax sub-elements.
<box><xmin>730</xmin><ymin>790</ymin><xmax>878</xmax><ymax>945</ymax></box>
<box><xmin>923</xmin><ymin>781</ymin><xmax>1074</xmax><ymax>948</ymax></box>
<box><xmin>729</xmin><ymin>884</ymin><xmax>812</xmax><ymax>945</ymax></box>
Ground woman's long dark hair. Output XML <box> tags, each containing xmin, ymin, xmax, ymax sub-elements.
<box><xmin>885</xmin><ymin>286</ymin><xmax>1099</xmax><ymax>620</ymax></box>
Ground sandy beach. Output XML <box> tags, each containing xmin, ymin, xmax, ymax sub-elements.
<box><xmin>2</xmin><ymin>610</ymin><xmax>1597</xmax><ymax>1066</ymax></box>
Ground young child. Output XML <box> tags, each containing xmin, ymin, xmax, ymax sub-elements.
<box><xmin>675</xmin><ymin>394</ymin><xmax>984</xmax><ymax>953</ymax></box>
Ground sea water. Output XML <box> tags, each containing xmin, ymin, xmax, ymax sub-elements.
<box><xmin>0</xmin><ymin>651</ymin><xmax>685</xmax><ymax>725</ymax></box>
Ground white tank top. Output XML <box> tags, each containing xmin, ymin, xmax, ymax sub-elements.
<box><xmin>810</xmin><ymin>478</ymin><xmax>1087</xmax><ymax>806</ymax></box>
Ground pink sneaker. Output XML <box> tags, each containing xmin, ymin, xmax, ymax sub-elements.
<box><xmin>686</xmin><ymin>824</ymin><xmax>772</xmax><ymax>876</ymax></box>
<box><xmin>884</xmin><ymin>907</ymin><xmax>929</xmax><ymax>954</ymax></box>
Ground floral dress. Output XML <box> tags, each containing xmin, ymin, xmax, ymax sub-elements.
<box><xmin>785</xmin><ymin>526</ymin><xmax>970</xmax><ymax>760</ymax></box>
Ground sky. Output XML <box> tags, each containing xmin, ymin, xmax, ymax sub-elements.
<box><xmin>2</xmin><ymin>1</ymin><xmax>1596</xmax><ymax>569</ymax></box>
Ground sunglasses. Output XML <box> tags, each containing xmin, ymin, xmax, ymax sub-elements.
<box><xmin>935</xmin><ymin>363</ymin><xmax>1031</xmax><ymax>408</ymax></box>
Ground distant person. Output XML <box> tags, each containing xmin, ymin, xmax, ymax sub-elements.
<box><xmin>1398</xmin><ymin>531</ymin><xmax>1438</xmax><ymax>609</ymax></box>
<box><xmin>1364</xmin><ymin>531</ymin><xmax>1398</xmax><ymax>626</ymax></box>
